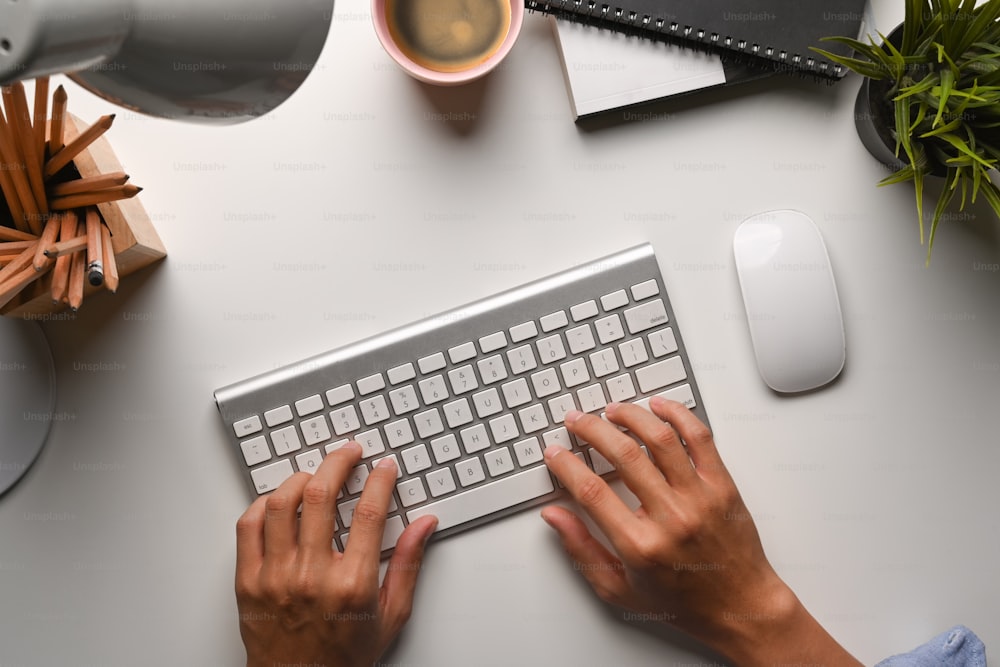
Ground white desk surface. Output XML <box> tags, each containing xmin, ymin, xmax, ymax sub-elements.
<box><xmin>3</xmin><ymin>1</ymin><xmax>1000</xmax><ymax>665</ymax></box>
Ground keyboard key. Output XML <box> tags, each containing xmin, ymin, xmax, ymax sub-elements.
<box><xmin>371</xmin><ymin>454</ymin><xmax>402</xmax><ymax>479</ymax></box>
<box><xmin>295</xmin><ymin>394</ymin><xmax>324</xmax><ymax>417</ymax></box>
<box><xmin>360</xmin><ymin>395</ymin><xmax>390</xmax><ymax>426</ymax></box>
<box><xmin>397</xmin><ymin>478</ymin><xmax>428</xmax><ymax>507</ymax></box>
<box><xmin>426</xmin><ymin>467</ymin><xmax>457</xmax><ymax>497</ymax></box>
<box><xmin>530</xmin><ymin>367</ymin><xmax>561</xmax><ymax>398</ymax></box>
<box><xmin>619</xmin><ymin>338</ymin><xmax>649</xmax><ymax>368</ymax></box>
<box><xmin>331</xmin><ymin>405</ymin><xmax>361</xmax><ymax>435</ymax></box>
<box><xmin>501</xmin><ymin>378</ymin><xmax>532</xmax><ymax>408</ymax></box>
<box><xmin>518</xmin><ymin>404</ymin><xmax>548</xmax><ymax>434</ymax></box>
<box><xmin>385</xmin><ymin>419</ymin><xmax>415</xmax><ymax>448</ymax></box>
<box><xmin>456</xmin><ymin>457</ymin><xmax>487</xmax><ymax>487</ymax></box>
<box><xmin>346</xmin><ymin>464</ymin><xmax>369</xmax><ymax>495</ymax></box>
<box><xmin>387</xmin><ymin>363</ymin><xmax>416</xmax><ymax>385</ymax></box>
<box><xmin>540</xmin><ymin>310</ymin><xmax>568</xmax><ymax>332</ymax></box>
<box><xmin>418</xmin><ymin>352</ymin><xmax>446</xmax><ymax>374</ymax></box>
<box><xmin>447</xmin><ymin>365</ymin><xmax>479</xmax><ymax>395</ymax></box>
<box><xmin>408</xmin><ymin>466</ymin><xmax>555</xmax><ymax>531</ymax></box>
<box><xmin>513</xmin><ymin>437</ymin><xmax>544</xmax><ymax>466</ymax></box>
<box><xmin>326</xmin><ymin>384</ymin><xmax>355</xmax><ymax>407</ymax></box>
<box><xmin>298</xmin><ymin>417</ymin><xmax>329</xmax><ymax>448</ymax></box>
<box><xmin>600</xmin><ymin>289</ymin><xmax>629</xmax><ymax>311</ymax></box>
<box><xmin>268</xmin><ymin>425</ymin><xmax>300</xmax><ymax>455</ymax></box>
<box><xmin>588</xmin><ymin>448</ymin><xmax>615</xmax><ymax>476</ymax></box>
<box><xmin>560</xmin><ymin>358</ymin><xmax>590</xmax><ymax>388</ymax></box>
<box><xmin>431</xmin><ymin>434</ymin><xmax>462</xmax><ymax>463</ymax></box>
<box><xmin>477</xmin><ymin>355</ymin><xmax>508</xmax><ymax>384</ymax></box>
<box><xmin>506</xmin><ymin>345</ymin><xmax>537</xmax><ymax>374</ymax></box>
<box><xmin>595</xmin><ymin>314</ymin><xmax>626</xmax><ymax>344</ymax></box>
<box><xmin>472</xmin><ymin>388</ymin><xmax>503</xmax><ymax>418</ymax></box>
<box><xmin>448</xmin><ymin>342</ymin><xmax>477</xmax><ymax>364</ymax></box>
<box><xmin>548</xmin><ymin>394</ymin><xmax>576</xmax><ymax>424</ymax></box>
<box><xmin>485</xmin><ymin>447</ymin><xmax>516</xmax><ymax>477</ymax></box>
<box><xmin>489</xmin><ymin>413</ymin><xmax>519</xmax><ymax>444</ymax></box>
<box><xmin>570</xmin><ymin>300</ymin><xmax>599</xmax><ymax>321</ymax></box>
<box><xmin>339</xmin><ymin>498</ymin><xmax>360</xmax><ymax>528</ymax></box>
<box><xmin>648</xmin><ymin>327</ymin><xmax>679</xmax><ymax>358</ymax></box>
<box><xmin>542</xmin><ymin>427</ymin><xmax>573</xmax><ymax>450</ymax></box>
<box><xmin>240</xmin><ymin>436</ymin><xmax>271</xmax><ymax>466</ymax></box>
<box><xmin>566</xmin><ymin>325</ymin><xmax>596</xmax><ymax>354</ymax></box>
<box><xmin>536</xmin><ymin>335</ymin><xmax>567</xmax><ymax>364</ymax></box>
<box><xmin>355</xmin><ymin>429</ymin><xmax>386</xmax><ymax>458</ymax></box>
<box><xmin>634</xmin><ymin>383</ymin><xmax>697</xmax><ymax>411</ymax></box>
<box><xmin>589</xmin><ymin>348</ymin><xmax>620</xmax><ymax>378</ymax></box>
<box><xmin>388</xmin><ymin>385</ymin><xmax>420</xmax><ymax>415</ymax></box>
<box><xmin>635</xmin><ymin>356</ymin><xmax>687</xmax><ymax>394</ymax></box>
<box><xmin>459</xmin><ymin>424</ymin><xmax>490</xmax><ymax>454</ymax></box>
<box><xmin>418</xmin><ymin>375</ymin><xmax>449</xmax><ymax>404</ymax></box>
<box><xmin>325</xmin><ymin>439</ymin><xmax>351</xmax><ymax>455</ymax></box>
<box><xmin>295</xmin><ymin>448</ymin><xmax>324</xmax><ymax>474</ymax></box>
<box><xmin>624</xmin><ymin>299</ymin><xmax>669</xmax><ymax>335</ymax></box>
<box><xmin>479</xmin><ymin>331</ymin><xmax>508</xmax><ymax>353</ymax></box>
<box><xmin>607</xmin><ymin>373</ymin><xmax>638</xmax><ymax>403</ymax></box>
<box><xmin>443</xmin><ymin>398</ymin><xmax>474</xmax><ymax>429</ymax></box>
<box><xmin>264</xmin><ymin>405</ymin><xmax>293</xmax><ymax>428</ymax></box>
<box><xmin>509</xmin><ymin>321</ymin><xmax>538</xmax><ymax>343</ymax></box>
<box><xmin>357</xmin><ymin>374</ymin><xmax>386</xmax><ymax>395</ymax></box>
<box><xmin>401</xmin><ymin>444</ymin><xmax>432</xmax><ymax>474</ymax></box>
<box><xmin>251</xmin><ymin>459</ymin><xmax>294</xmax><ymax>494</ymax></box>
<box><xmin>631</xmin><ymin>279</ymin><xmax>660</xmax><ymax>301</ymax></box>
<box><xmin>233</xmin><ymin>415</ymin><xmax>262</xmax><ymax>438</ymax></box>
<box><xmin>415</xmin><ymin>408</ymin><xmax>444</xmax><ymax>439</ymax></box>
<box><xmin>577</xmin><ymin>383</ymin><xmax>608</xmax><ymax>413</ymax></box>
<box><xmin>341</xmin><ymin>515</ymin><xmax>405</xmax><ymax>553</ymax></box>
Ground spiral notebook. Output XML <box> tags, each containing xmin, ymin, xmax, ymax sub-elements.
<box><xmin>528</xmin><ymin>0</ymin><xmax>869</xmax><ymax>80</ymax></box>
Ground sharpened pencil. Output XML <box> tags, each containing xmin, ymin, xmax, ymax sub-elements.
<box><xmin>0</xmin><ymin>103</ymin><xmax>40</xmax><ymax>232</ymax></box>
<box><xmin>49</xmin><ymin>211</ymin><xmax>76</xmax><ymax>302</ymax></box>
<box><xmin>43</xmin><ymin>234</ymin><xmax>88</xmax><ymax>258</ymax></box>
<box><xmin>100</xmin><ymin>222</ymin><xmax>118</xmax><ymax>293</ymax></box>
<box><xmin>45</xmin><ymin>113</ymin><xmax>115</xmax><ymax>179</ymax></box>
<box><xmin>67</xmin><ymin>219</ymin><xmax>85</xmax><ymax>310</ymax></box>
<box><xmin>49</xmin><ymin>184</ymin><xmax>141</xmax><ymax>211</ymax></box>
<box><xmin>0</xmin><ymin>242</ymin><xmax>38</xmax><ymax>285</ymax></box>
<box><xmin>0</xmin><ymin>263</ymin><xmax>47</xmax><ymax>310</ymax></box>
<box><xmin>49</xmin><ymin>85</ymin><xmax>68</xmax><ymax>154</ymax></box>
<box><xmin>33</xmin><ymin>76</ymin><xmax>49</xmax><ymax>161</ymax></box>
<box><xmin>85</xmin><ymin>208</ymin><xmax>103</xmax><ymax>286</ymax></box>
<box><xmin>33</xmin><ymin>213</ymin><xmax>60</xmax><ymax>270</ymax></box>
<box><xmin>48</xmin><ymin>172</ymin><xmax>129</xmax><ymax>198</ymax></box>
<box><xmin>0</xmin><ymin>225</ymin><xmax>37</xmax><ymax>242</ymax></box>
<box><xmin>3</xmin><ymin>83</ymin><xmax>48</xmax><ymax>226</ymax></box>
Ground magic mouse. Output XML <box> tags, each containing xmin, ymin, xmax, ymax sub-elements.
<box><xmin>733</xmin><ymin>210</ymin><xmax>846</xmax><ymax>393</ymax></box>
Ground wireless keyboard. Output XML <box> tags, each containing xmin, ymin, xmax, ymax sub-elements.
<box><xmin>215</xmin><ymin>244</ymin><xmax>710</xmax><ymax>554</ymax></box>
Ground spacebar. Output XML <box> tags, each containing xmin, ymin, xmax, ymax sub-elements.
<box><xmin>407</xmin><ymin>467</ymin><xmax>555</xmax><ymax>532</ymax></box>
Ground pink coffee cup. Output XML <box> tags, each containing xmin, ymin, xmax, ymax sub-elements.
<box><xmin>372</xmin><ymin>0</ymin><xmax>524</xmax><ymax>86</ymax></box>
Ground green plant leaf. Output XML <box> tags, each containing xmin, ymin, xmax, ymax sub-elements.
<box><xmin>926</xmin><ymin>169</ymin><xmax>960</xmax><ymax>264</ymax></box>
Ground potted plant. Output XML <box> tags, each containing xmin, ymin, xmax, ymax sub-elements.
<box><xmin>814</xmin><ymin>0</ymin><xmax>1000</xmax><ymax>263</ymax></box>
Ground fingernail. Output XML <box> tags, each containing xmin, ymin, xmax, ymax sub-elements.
<box><xmin>376</xmin><ymin>457</ymin><xmax>397</xmax><ymax>471</ymax></box>
<box><xmin>342</xmin><ymin>441</ymin><xmax>362</xmax><ymax>453</ymax></box>
<box><xmin>606</xmin><ymin>402</ymin><xmax>622</xmax><ymax>414</ymax></box>
<box><xmin>544</xmin><ymin>444</ymin><xmax>568</xmax><ymax>460</ymax></box>
<box><xmin>540</xmin><ymin>508</ymin><xmax>557</xmax><ymax>527</ymax></box>
<box><xmin>423</xmin><ymin>518</ymin><xmax>438</xmax><ymax>544</ymax></box>
<box><xmin>564</xmin><ymin>410</ymin><xmax>583</xmax><ymax>426</ymax></box>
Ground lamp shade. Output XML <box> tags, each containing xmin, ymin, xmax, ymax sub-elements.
<box><xmin>0</xmin><ymin>0</ymin><xmax>334</xmax><ymax>123</ymax></box>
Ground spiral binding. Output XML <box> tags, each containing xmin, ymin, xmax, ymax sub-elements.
<box><xmin>525</xmin><ymin>0</ymin><xmax>845</xmax><ymax>79</ymax></box>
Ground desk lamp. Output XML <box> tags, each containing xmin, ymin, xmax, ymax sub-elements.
<box><xmin>0</xmin><ymin>0</ymin><xmax>335</xmax><ymax>494</ymax></box>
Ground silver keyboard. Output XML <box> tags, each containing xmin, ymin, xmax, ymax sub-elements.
<box><xmin>215</xmin><ymin>244</ymin><xmax>710</xmax><ymax>555</ymax></box>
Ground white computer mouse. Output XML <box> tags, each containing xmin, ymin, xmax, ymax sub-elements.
<box><xmin>733</xmin><ymin>210</ymin><xmax>846</xmax><ymax>393</ymax></box>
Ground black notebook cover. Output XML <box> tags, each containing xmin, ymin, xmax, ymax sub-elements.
<box><xmin>527</xmin><ymin>0</ymin><xmax>868</xmax><ymax>79</ymax></box>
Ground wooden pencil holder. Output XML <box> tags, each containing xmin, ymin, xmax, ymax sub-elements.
<box><xmin>0</xmin><ymin>111</ymin><xmax>167</xmax><ymax>318</ymax></box>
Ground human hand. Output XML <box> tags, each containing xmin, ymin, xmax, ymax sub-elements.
<box><xmin>542</xmin><ymin>399</ymin><xmax>860</xmax><ymax>667</ymax></box>
<box><xmin>235</xmin><ymin>442</ymin><xmax>438</xmax><ymax>667</ymax></box>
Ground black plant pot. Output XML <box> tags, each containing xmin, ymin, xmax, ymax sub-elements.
<box><xmin>854</xmin><ymin>75</ymin><xmax>909</xmax><ymax>173</ymax></box>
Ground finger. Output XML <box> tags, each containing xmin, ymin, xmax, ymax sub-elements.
<box><xmin>379</xmin><ymin>515</ymin><xmax>438</xmax><ymax>634</ymax></box>
<box><xmin>543</xmin><ymin>442</ymin><xmax>641</xmax><ymax>551</ymax></box>
<box><xmin>343</xmin><ymin>457</ymin><xmax>398</xmax><ymax>574</ymax></box>
<box><xmin>649</xmin><ymin>398</ymin><xmax>729</xmax><ymax>481</ymax></box>
<box><xmin>235</xmin><ymin>495</ymin><xmax>267</xmax><ymax>588</ymax></box>
<box><xmin>604</xmin><ymin>402</ymin><xmax>698</xmax><ymax>487</ymax></box>
<box><xmin>541</xmin><ymin>506</ymin><xmax>630</xmax><ymax>606</ymax></box>
<box><xmin>298</xmin><ymin>442</ymin><xmax>363</xmax><ymax>558</ymax></box>
<box><xmin>262</xmin><ymin>472</ymin><xmax>311</xmax><ymax>558</ymax></box>
<box><xmin>565</xmin><ymin>410</ymin><xmax>673</xmax><ymax>513</ymax></box>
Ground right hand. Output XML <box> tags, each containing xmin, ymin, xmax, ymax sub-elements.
<box><xmin>542</xmin><ymin>399</ymin><xmax>861</xmax><ymax>667</ymax></box>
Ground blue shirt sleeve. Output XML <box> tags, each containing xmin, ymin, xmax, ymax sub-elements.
<box><xmin>875</xmin><ymin>626</ymin><xmax>987</xmax><ymax>666</ymax></box>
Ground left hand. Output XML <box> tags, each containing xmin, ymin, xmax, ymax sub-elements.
<box><xmin>235</xmin><ymin>442</ymin><xmax>438</xmax><ymax>667</ymax></box>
